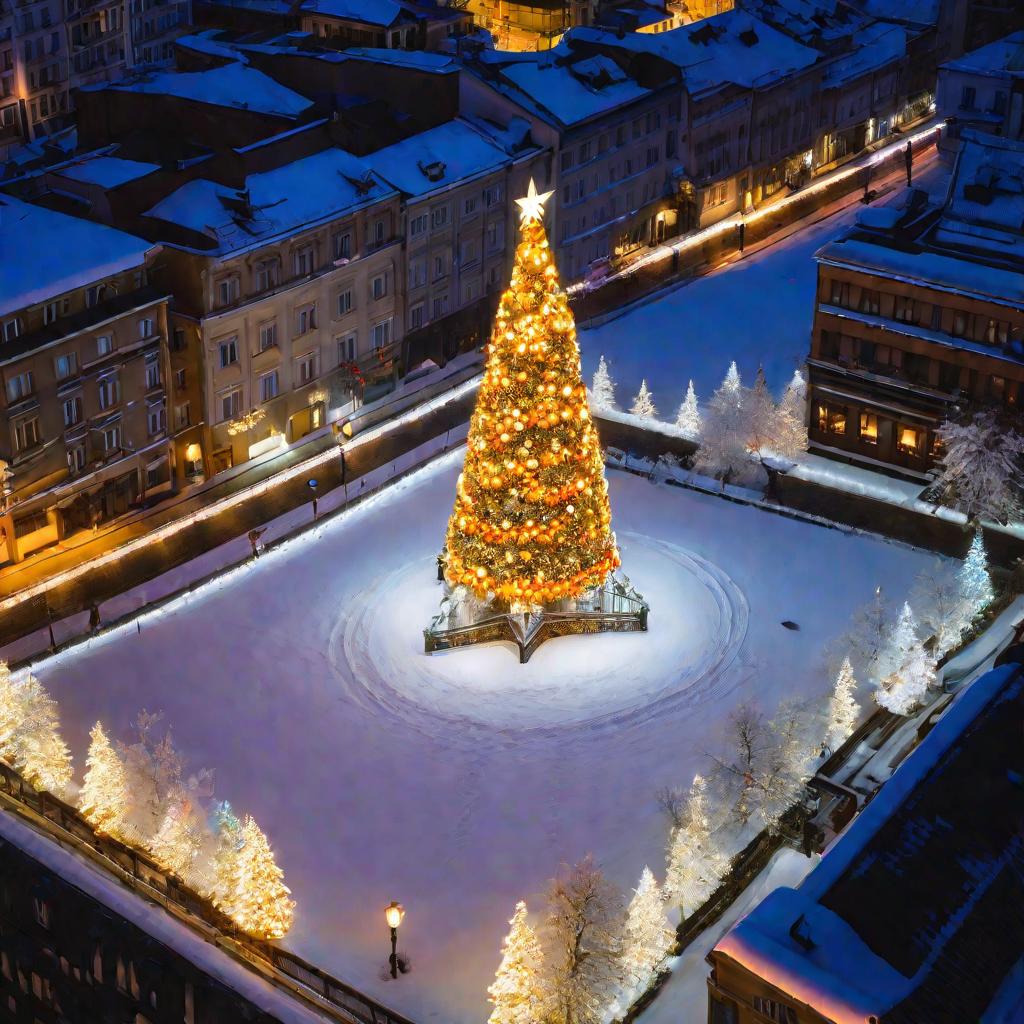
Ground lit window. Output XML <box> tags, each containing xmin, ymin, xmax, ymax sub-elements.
<box><xmin>817</xmin><ymin>403</ymin><xmax>846</xmax><ymax>435</ymax></box>
<box><xmin>897</xmin><ymin>425</ymin><xmax>921</xmax><ymax>454</ymax></box>
<box><xmin>859</xmin><ymin>412</ymin><xmax>878</xmax><ymax>444</ymax></box>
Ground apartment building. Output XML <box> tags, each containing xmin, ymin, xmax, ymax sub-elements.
<box><xmin>465</xmin><ymin>0</ymin><xmax>595</xmax><ymax>52</ymax></box>
<box><xmin>707</xmin><ymin>662</ymin><xmax>1024</xmax><ymax>1024</ymax></box>
<box><xmin>140</xmin><ymin>145</ymin><xmax>402</xmax><ymax>474</ymax></box>
<box><xmin>0</xmin><ymin>194</ymin><xmax>171</xmax><ymax>563</ymax></box>
<box><xmin>370</xmin><ymin>117</ymin><xmax>543</xmax><ymax>366</ymax></box>
<box><xmin>806</xmin><ymin>132</ymin><xmax>1024</xmax><ymax>477</ymax></box>
<box><xmin>937</xmin><ymin>29</ymin><xmax>1024</xmax><ymax>150</ymax></box>
<box><xmin>127</xmin><ymin>0</ymin><xmax>192</xmax><ymax>64</ymax></box>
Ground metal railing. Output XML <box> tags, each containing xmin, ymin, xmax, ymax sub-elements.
<box><xmin>0</xmin><ymin>759</ymin><xmax>416</xmax><ymax>1024</ymax></box>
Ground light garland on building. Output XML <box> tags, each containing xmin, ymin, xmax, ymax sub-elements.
<box><xmin>444</xmin><ymin>180</ymin><xmax>619</xmax><ymax>606</ymax></box>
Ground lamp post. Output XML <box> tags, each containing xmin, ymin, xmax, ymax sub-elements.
<box><xmin>308</xmin><ymin>477</ymin><xmax>318</xmax><ymax>520</ymax></box>
<box><xmin>385</xmin><ymin>901</ymin><xmax>404</xmax><ymax>978</ymax></box>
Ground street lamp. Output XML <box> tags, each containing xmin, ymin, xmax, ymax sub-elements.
<box><xmin>385</xmin><ymin>901</ymin><xmax>404</xmax><ymax>978</ymax></box>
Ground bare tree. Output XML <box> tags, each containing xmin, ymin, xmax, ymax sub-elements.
<box><xmin>655</xmin><ymin>785</ymin><xmax>687</xmax><ymax>832</ymax></box>
<box><xmin>544</xmin><ymin>855</ymin><xmax>623</xmax><ymax>1024</ymax></box>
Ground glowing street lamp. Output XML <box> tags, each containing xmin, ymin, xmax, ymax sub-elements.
<box><xmin>385</xmin><ymin>901</ymin><xmax>404</xmax><ymax>978</ymax></box>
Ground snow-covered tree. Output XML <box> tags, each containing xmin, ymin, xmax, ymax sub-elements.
<box><xmin>590</xmin><ymin>356</ymin><xmax>616</xmax><ymax>412</ymax></box>
<box><xmin>619</xmin><ymin>867</ymin><xmax>674</xmax><ymax>994</ymax></box>
<box><xmin>693</xmin><ymin>365</ymin><xmax>752</xmax><ymax>483</ymax></box>
<box><xmin>957</xmin><ymin>529</ymin><xmax>994</xmax><ymax>623</ymax></box>
<box><xmin>780</xmin><ymin>369</ymin><xmax>807</xmax><ymax>425</ymax></box>
<box><xmin>487</xmin><ymin>901</ymin><xmax>547</xmax><ymax>1024</ymax></box>
<box><xmin>230</xmin><ymin>815</ymin><xmax>294</xmax><ymax>939</ymax></box>
<box><xmin>209</xmin><ymin>801</ymin><xmax>244</xmax><ymax>911</ymax></box>
<box><xmin>933</xmin><ymin>409</ymin><xmax>1024</xmax><ymax>524</ymax></box>
<box><xmin>825</xmin><ymin>658</ymin><xmax>860</xmax><ymax>752</ymax></box>
<box><xmin>910</xmin><ymin>560</ymin><xmax>966</xmax><ymax>658</ymax></box>
<box><xmin>544</xmin><ymin>855</ymin><xmax>623</xmax><ymax>1024</ymax></box>
<box><xmin>674</xmin><ymin>380</ymin><xmax>701</xmax><ymax>437</ymax></box>
<box><xmin>630</xmin><ymin>379</ymin><xmax>657</xmax><ymax>419</ymax></box>
<box><xmin>119</xmin><ymin>710</ymin><xmax>183</xmax><ymax>842</ymax></box>
<box><xmin>722</xmin><ymin>361</ymin><xmax>741</xmax><ymax>393</ymax></box>
<box><xmin>79</xmin><ymin>721</ymin><xmax>129</xmax><ymax>836</ymax></box>
<box><xmin>839</xmin><ymin>586</ymin><xmax>890</xmax><ymax>683</ymax></box>
<box><xmin>744</xmin><ymin>367</ymin><xmax>808</xmax><ymax>469</ymax></box>
<box><xmin>0</xmin><ymin>668</ymin><xmax>72</xmax><ymax>796</ymax></box>
<box><xmin>874</xmin><ymin>603</ymin><xmax>934</xmax><ymax>715</ymax></box>
<box><xmin>150</xmin><ymin>788</ymin><xmax>206</xmax><ymax>882</ymax></box>
<box><xmin>665</xmin><ymin>774</ymin><xmax>728</xmax><ymax>915</ymax></box>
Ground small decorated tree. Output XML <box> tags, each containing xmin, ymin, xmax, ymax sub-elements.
<box><xmin>826</xmin><ymin>658</ymin><xmax>860</xmax><ymax>751</ymax></box>
<box><xmin>487</xmin><ymin>901</ymin><xmax>547</xmax><ymax>1024</ymax></box>
<box><xmin>874</xmin><ymin>604</ymin><xmax>934</xmax><ymax>715</ymax></box>
<box><xmin>231</xmin><ymin>815</ymin><xmax>294</xmax><ymax>939</ymax></box>
<box><xmin>0</xmin><ymin>669</ymin><xmax>72</xmax><ymax>796</ymax></box>
<box><xmin>693</xmin><ymin>363</ymin><xmax>750</xmax><ymax>483</ymax></box>
<box><xmin>630</xmin><ymin>380</ymin><xmax>657</xmax><ymax>419</ymax></box>
<box><xmin>619</xmin><ymin>866</ymin><xmax>674</xmax><ymax>993</ymax></box>
<box><xmin>723</xmin><ymin>361</ymin><xmax>741</xmax><ymax>393</ymax></box>
<box><xmin>957</xmin><ymin>529</ymin><xmax>994</xmax><ymax>623</ymax></box>
<box><xmin>675</xmin><ymin>380</ymin><xmax>701</xmax><ymax>437</ymax></box>
<box><xmin>79</xmin><ymin>721</ymin><xmax>129</xmax><ymax>836</ymax></box>
<box><xmin>665</xmin><ymin>774</ymin><xmax>728</xmax><ymax>915</ymax></box>
<box><xmin>590</xmin><ymin>356</ymin><xmax>616</xmax><ymax>412</ymax></box>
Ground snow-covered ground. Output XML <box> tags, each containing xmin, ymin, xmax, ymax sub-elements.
<box><xmin>580</xmin><ymin>160</ymin><xmax>951</xmax><ymax>412</ymax></box>
<box><xmin>28</xmin><ymin>450</ymin><xmax>945</xmax><ymax>1023</ymax></box>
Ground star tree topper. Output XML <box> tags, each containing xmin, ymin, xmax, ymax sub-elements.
<box><xmin>515</xmin><ymin>178</ymin><xmax>554</xmax><ymax>225</ymax></box>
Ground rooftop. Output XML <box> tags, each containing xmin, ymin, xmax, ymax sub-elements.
<box><xmin>302</xmin><ymin>0</ymin><xmax>404</xmax><ymax>27</ymax></box>
<box><xmin>86</xmin><ymin>62</ymin><xmax>314</xmax><ymax>120</ymax></box>
<box><xmin>822</xmin><ymin>21</ymin><xmax>906</xmax><ymax>87</ymax></box>
<box><xmin>143</xmin><ymin>145</ymin><xmax>396</xmax><ymax>256</ymax></box>
<box><xmin>715</xmin><ymin>663</ymin><xmax>1024</xmax><ymax>1024</ymax></box>
<box><xmin>843</xmin><ymin>0</ymin><xmax>940</xmax><ymax>28</ymax></box>
<box><xmin>55</xmin><ymin>155</ymin><xmax>161</xmax><ymax>188</ymax></box>
<box><xmin>941</xmin><ymin>28</ymin><xmax>1024</xmax><ymax>78</ymax></box>
<box><xmin>0</xmin><ymin>195</ymin><xmax>155</xmax><ymax>319</ymax></box>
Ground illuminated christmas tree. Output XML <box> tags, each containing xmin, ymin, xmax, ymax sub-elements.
<box><xmin>444</xmin><ymin>181</ymin><xmax>619</xmax><ymax>607</ymax></box>
<box><xmin>487</xmin><ymin>900</ymin><xmax>547</xmax><ymax>1024</ymax></box>
<box><xmin>231</xmin><ymin>814</ymin><xmax>294</xmax><ymax>940</ymax></box>
<box><xmin>79</xmin><ymin>721</ymin><xmax>129</xmax><ymax>836</ymax></box>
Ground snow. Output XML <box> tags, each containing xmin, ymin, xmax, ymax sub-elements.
<box><xmin>942</xmin><ymin>30</ymin><xmax>1024</xmax><ymax>76</ymax></box>
<box><xmin>0</xmin><ymin>195</ymin><xmax>154</xmax><ymax>319</ymax></box>
<box><xmin>26</xmin><ymin>451</ymin><xmax>944</xmax><ymax>1023</ymax></box>
<box><xmin>822</xmin><ymin>23</ymin><xmax>906</xmax><ymax>86</ymax></box>
<box><xmin>304</xmin><ymin>0</ymin><xmax>403</xmax><ymax>27</ymax></box>
<box><xmin>580</xmin><ymin>160</ymin><xmax>952</xmax><ymax>413</ymax></box>
<box><xmin>93</xmin><ymin>62</ymin><xmax>314</xmax><ymax>119</ymax></box>
<box><xmin>57</xmin><ymin>155</ymin><xmax>160</xmax><ymax>187</ymax></box>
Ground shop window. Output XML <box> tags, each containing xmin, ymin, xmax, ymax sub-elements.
<box><xmin>817</xmin><ymin>403</ymin><xmax>847</xmax><ymax>435</ymax></box>
<box><xmin>859</xmin><ymin>412</ymin><xmax>878</xmax><ymax>444</ymax></box>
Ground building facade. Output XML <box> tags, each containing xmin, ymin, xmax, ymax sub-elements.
<box><xmin>807</xmin><ymin>132</ymin><xmax>1024</xmax><ymax>477</ymax></box>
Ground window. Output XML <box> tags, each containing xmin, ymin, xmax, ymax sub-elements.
<box><xmin>333</xmin><ymin>231</ymin><xmax>352</xmax><ymax>261</ymax></box>
<box><xmin>960</xmin><ymin>85</ymin><xmax>976</xmax><ymax>110</ymax></box>
<box><xmin>337</xmin><ymin>333</ymin><xmax>356</xmax><ymax>363</ymax></box>
<box><xmin>145</xmin><ymin>357</ymin><xmax>161</xmax><ymax>390</ymax></box>
<box><xmin>147</xmin><ymin>403</ymin><xmax>165</xmax><ymax>435</ymax></box>
<box><xmin>146</xmin><ymin>459</ymin><xmax>165</xmax><ymax>489</ymax></box>
<box><xmin>14</xmin><ymin>416</ymin><xmax>40</xmax><ymax>451</ymax></box>
<box><xmin>632</xmin><ymin>117</ymin><xmax>643</xmax><ymax>139</ymax></box>
<box><xmin>409</xmin><ymin>258</ymin><xmax>427</xmax><ymax>289</ymax></box>
<box><xmin>859</xmin><ymin>411</ymin><xmax>878</xmax><ymax>444</ymax></box>
<box><xmin>432</xmin><ymin>295</ymin><xmax>449</xmax><ymax>320</ymax></box>
<box><xmin>294</xmin><ymin>246</ymin><xmax>314</xmax><ymax>276</ymax></box>
<box><xmin>33</xmin><ymin>898</ymin><xmax>49</xmax><ymax>929</ymax></box>
<box><xmin>993</xmin><ymin>90</ymin><xmax>1007</xmax><ymax>116</ymax></box>
<box><xmin>6</xmin><ymin>372</ymin><xmax>32</xmax><ymax>403</ymax></box>
<box><xmin>98</xmin><ymin>375</ymin><xmax>121</xmax><ymax>409</ymax></box>
<box><xmin>67</xmin><ymin>442</ymin><xmax>87</xmax><ymax>474</ymax></box>
<box><xmin>952</xmin><ymin>310</ymin><xmax>971</xmax><ymax>338</ymax></box>
<box><xmin>817</xmin><ymin>403</ymin><xmax>847</xmax><ymax>435</ymax></box>
<box><xmin>62</xmin><ymin>395</ymin><xmax>82</xmax><ymax>427</ymax></box>
<box><xmin>616</xmin><ymin>124</ymin><xmax>626</xmax><ymax>146</ymax></box>
<box><xmin>255</xmin><ymin>259</ymin><xmax>279</xmax><ymax>291</ymax></box>
<box><xmin>560</xmin><ymin>150</ymin><xmax>574</xmax><ymax>171</ymax></box>
<box><xmin>461</xmin><ymin>239</ymin><xmax>478</xmax><ymax>266</ymax></box>
<box><xmin>43</xmin><ymin>298</ymin><xmax>68</xmax><ymax>324</ymax></box>
<box><xmin>295</xmin><ymin>351</ymin><xmax>319</xmax><ymax>386</ymax></box>
<box><xmin>220</xmin><ymin>388</ymin><xmax>241</xmax><ymax>422</ymax></box>
<box><xmin>410</xmin><ymin>213</ymin><xmax>428</xmax><ymax>237</ymax></box>
<box><xmin>102</xmin><ymin>423</ymin><xmax>121</xmax><ymax>452</ymax></box>
<box><xmin>218</xmin><ymin>338</ymin><xmax>239</xmax><ymax>367</ymax></box>
<box><xmin>486</xmin><ymin>221</ymin><xmax>503</xmax><ymax>252</ymax></box>
<box><xmin>2</xmin><ymin>317</ymin><xmax>21</xmax><ymax>342</ymax></box>
<box><xmin>295</xmin><ymin>304</ymin><xmax>317</xmax><ymax>336</ymax></box>
<box><xmin>258</xmin><ymin>322</ymin><xmax>277</xmax><ymax>351</ymax></box>
<box><xmin>409</xmin><ymin>303</ymin><xmax>424</xmax><ymax>330</ymax></box>
<box><xmin>369</xmin><ymin>219</ymin><xmax>386</xmax><ymax>247</ymax></box>
<box><xmin>259</xmin><ymin>370</ymin><xmax>279</xmax><ymax>402</ymax></box>
<box><xmin>86</xmin><ymin>284</ymin><xmax>108</xmax><ymax>308</ymax></box>
<box><xmin>859</xmin><ymin>289</ymin><xmax>880</xmax><ymax>315</ymax></box>
<box><xmin>896</xmin><ymin>424</ymin><xmax>923</xmax><ymax>455</ymax></box>
<box><xmin>372</xmin><ymin>319</ymin><xmax>392</xmax><ymax>350</ymax></box>
<box><xmin>335</xmin><ymin>289</ymin><xmax>354</xmax><ymax>317</ymax></box>
<box><xmin>463</xmin><ymin>195</ymin><xmax>478</xmax><ymax>217</ymax></box>
<box><xmin>216</xmin><ymin>277</ymin><xmax>239</xmax><ymax>307</ymax></box>
<box><xmin>371</xmin><ymin>274</ymin><xmax>387</xmax><ymax>300</ymax></box>
<box><xmin>939</xmin><ymin>362</ymin><xmax>961</xmax><ymax>391</ymax></box>
<box><xmin>484</xmin><ymin>184</ymin><xmax>502</xmax><ymax>207</ymax></box>
<box><xmin>432</xmin><ymin>254</ymin><xmax>447</xmax><ymax>281</ymax></box>
<box><xmin>893</xmin><ymin>296</ymin><xmax>916</xmax><ymax>323</ymax></box>
<box><xmin>431</xmin><ymin>205</ymin><xmax>449</xmax><ymax>229</ymax></box>
<box><xmin>751</xmin><ymin>996</ymin><xmax>797</xmax><ymax>1024</ymax></box>
<box><xmin>985</xmin><ymin>318</ymin><xmax>1010</xmax><ymax>346</ymax></box>
<box><xmin>646</xmin><ymin>146</ymin><xmax>659</xmax><ymax>167</ymax></box>
<box><xmin>829</xmin><ymin>280</ymin><xmax>850</xmax><ymax>307</ymax></box>
<box><xmin>96</xmin><ymin>334</ymin><xmax>113</xmax><ymax>356</ymax></box>
<box><xmin>174</xmin><ymin>401</ymin><xmax>191</xmax><ymax>428</ymax></box>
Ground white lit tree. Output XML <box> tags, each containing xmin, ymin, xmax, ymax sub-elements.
<box><xmin>675</xmin><ymin>380</ymin><xmax>702</xmax><ymax>437</ymax></box>
<box><xmin>150</xmin><ymin>788</ymin><xmax>206</xmax><ymax>883</ymax></box>
<box><xmin>487</xmin><ymin>901</ymin><xmax>547</xmax><ymax>1024</ymax></box>
<box><xmin>760</xmin><ymin>701</ymin><xmax>817</xmax><ymax>830</ymax></box>
<box><xmin>590</xmin><ymin>356</ymin><xmax>617</xmax><ymax>412</ymax></box>
<box><xmin>231</xmin><ymin>814</ymin><xmax>294</xmax><ymax>939</ymax></box>
<box><xmin>744</xmin><ymin>367</ymin><xmax>808</xmax><ymax>471</ymax></box>
<box><xmin>825</xmin><ymin>658</ymin><xmax>860</xmax><ymax>752</ymax></box>
<box><xmin>119</xmin><ymin>710</ymin><xmax>183</xmax><ymax>842</ymax></box>
<box><xmin>665</xmin><ymin>774</ymin><xmax>728</xmax><ymax>915</ymax></box>
<box><xmin>619</xmin><ymin>866</ymin><xmax>674</xmax><ymax>993</ymax></box>
<box><xmin>957</xmin><ymin>529</ymin><xmax>994</xmax><ymax>623</ymax></box>
<box><xmin>693</xmin><ymin>363</ymin><xmax>751</xmax><ymax>483</ymax></box>
<box><xmin>209</xmin><ymin>801</ymin><xmax>244</xmax><ymax>911</ymax></box>
<box><xmin>874</xmin><ymin>603</ymin><xmax>934</xmax><ymax>715</ymax></box>
<box><xmin>723</xmin><ymin>361</ymin><xmax>741</xmax><ymax>393</ymax></box>
<box><xmin>910</xmin><ymin>560</ymin><xmax>966</xmax><ymax>658</ymax></box>
<box><xmin>779</xmin><ymin>369</ymin><xmax>807</xmax><ymax>426</ymax></box>
<box><xmin>631</xmin><ymin>379</ymin><xmax>657</xmax><ymax>419</ymax></box>
<box><xmin>79</xmin><ymin>721</ymin><xmax>129</xmax><ymax>837</ymax></box>
<box><xmin>0</xmin><ymin>668</ymin><xmax>72</xmax><ymax>797</ymax></box>
<box><xmin>933</xmin><ymin>409</ymin><xmax>1024</xmax><ymax>524</ymax></box>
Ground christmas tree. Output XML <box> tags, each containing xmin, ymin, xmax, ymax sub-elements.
<box><xmin>723</xmin><ymin>361</ymin><xmax>741</xmax><ymax>393</ymax></box>
<box><xmin>826</xmin><ymin>658</ymin><xmax>860</xmax><ymax>750</ymax></box>
<box><xmin>957</xmin><ymin>529</ymin><xmax>994</xmax><ymax>621</ymax></box>
<box><xmin>675</xmin><ymin>380</ymin><xmax>701</xmax><ymax>436</ymax></box>
<box><xmin>150</xmin><ymin>789</ymin><xmax>205</xmax><ymax>882</ymax></box>
<box><xmin>79</xmin><ymin>721</ymin><xmax>129</xmax><ymax>836</ymax></box>
<box><xmin>665</xmin><ymin>774</ymin><xmax>728</xmax><ymax>916</ymax></box>
<box><xmin>487</xmin><ymin>901</ymin><xmax>547</xmax><ymax>1024</ymax></box>
<box><xmin>590</xmin><ymin>356</ymin><xmax>616</xmax><ymax>412</ymax></box>
<box><xmin>630</xmin><ymin>380</ymin><xmax>657</xmax><ymax>419</ymax></box>
<box><xmin>444</xmin><ymin>181</ymin><xmax>618</xmax><ymax>606</ymax></box>
<box><xmin>620</xmin><ymin>866</ymin><xmax>674</xmax><ymax>992</ymax></box>
<box><xmin>231</xmin><ymin>814</ymin><xmax>294</xmax><ymax>939</ymax></box>
<box><xmin>874</xmin><ymin>603</ymin><xmax>933</xmax><ymax>715</ymax></box>
<box><xmin>0</xmin><ymin>669</ymin><xmax>72</xmax><ymax>796</ymax></box>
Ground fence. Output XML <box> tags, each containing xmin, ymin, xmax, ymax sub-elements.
<box><xmin>0</xmin><ymin>758</ymin><xmax>417</xmax><ymax>1024</ymax></box>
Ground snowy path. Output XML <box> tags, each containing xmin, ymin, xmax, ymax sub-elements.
<box><xmin>31</xmin><ymin>454</ymin><xmax>942</xmax><ymax>1023</ymax></box>
<box><xmin>580</xmin><ymin>160</ymin><xmax>951</xmax><ymax>413</ymax></box>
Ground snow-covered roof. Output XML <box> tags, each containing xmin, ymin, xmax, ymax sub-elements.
<box><xmin>0</xmin><ymin>195</ymin><xmax>155</xmax><ymax>319</ymax></box>
<box><xmin>823</xmin><ymin>22</ymin><xmax>906</xmax><ymax>86</ymax></box>
<box><xmin>88</xmin><ymin>62</ymin><xmax>313</xmax><ymax>120</ymax></box>
<box><xmin>369</xmin><ymin>119</ymin><xmax>521</xmax><ymax>199</ymax></box>
<box><xmin>569</xmin><ymin>10</ymin><xmax>822</xmax><ymax>95</ymax></box>
<box><xmin>341</xmin><ymin>46</ymin><xmax>458</xmax><ymax>71</ymax></box>
<box><xmin>736</xmin><ymin>0</ymin><xmax>860</xmax><ymax>44</ymax></box>
<box><xmin>303</xmin><ymin>0</ymin><xmax>404</xmax><ymax>26</ymax></box>
<box><xmin>843</xmin><ymin>0</ymin><xmax>939</xmax><ymax>27</ymax></box>
<box><xmin>174</xmin><ymin>29</ymin><xmax>251</xmax><ymax>63</ymax></box>
<box><xmin>715</xmin><ymin>663</ymin><xmax>1024</xmax><ymax>1024</ymax></box>
<box><xmin>941</xmin><ymin>29</ymin><xmax>1024</xmax><ymax>78</ymax></box>
<box><xmin>143</xmin><ymin>146</ymin><xmax>395</xmax><ymax>256</ymax></box>
<box><xmin>56</xmin><ymin>155</ymin><xmax>161</xmax><ymax>188</ymax></box>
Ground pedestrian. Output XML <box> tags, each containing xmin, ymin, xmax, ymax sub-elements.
<box><xmin>904</xmin><ymin>139</ymin><xmax>913</xmax><ymax>186</ymax></box>
<box><xmin>248</xmin><ymin>528</ymin><xmax>265</xmax><ymax>558</ymax></box>
<box><xmin>88</xmin><ymin>602</ymin><xmax>101</xmax><ymax>634</ymax></box>
<box><xmin>91</xmin><ymin>506</ymin><xmax>101</xmax><ymax>533</ymax></box>
<box><xmin>312</xmin><ymin>496</ymin><xmax>319</xmax><ymax>520</ymax></box>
